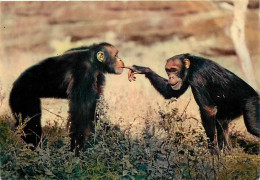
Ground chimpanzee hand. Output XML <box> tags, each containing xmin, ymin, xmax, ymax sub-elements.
<box><xmin>132</xmin><ymin>65</ymin><xmax>151</xmax><ymax>74</ymax></box>
<box><xmin>127</xmin><ymin>65</ymin><xmax>151</xmax><ymax>82</ymax></box>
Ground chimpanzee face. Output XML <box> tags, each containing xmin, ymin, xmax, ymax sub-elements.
<box><xmin>165</xmin><ymin>58</ymin><xmax>190</xmax><ymax>90</ymax></box>
<box><xmin>97</xmin><ymin>45</ymin><xmax>124</xmax><ymax>74</ymax></box>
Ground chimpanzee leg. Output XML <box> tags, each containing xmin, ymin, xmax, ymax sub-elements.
<box><xmin>243</xmin><ymin>96</ymin><xmax>260</xmax><ymax>137</ymax></box>
<box><xmin>216</xmin><ymin>121</ymin><xmax>230</xmax><ymax>150</ymax></box>
<box><xmin>10</xmin><ymin>95</ymin><xmax>42</xmax><ymax>147</ymax></box>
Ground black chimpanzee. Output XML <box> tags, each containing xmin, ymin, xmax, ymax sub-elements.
<box><xmin>9</xmin><ymin>42</ymin><xmax>125</xmax><ymax>155</ymax></box>
<box><xmin>128</xmin><ymin>53</ymin><xmax>259</xmax><ymax>151</ymax></box>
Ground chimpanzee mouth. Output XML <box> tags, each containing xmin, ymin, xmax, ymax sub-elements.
<box><xmin>115</xmin><ymin>63</ymin><xmax>124</xmax><ymax>69</ymax></box>
<box><xmin>118</xmin><ymin>64</ymin><xmax>125</xmax><ymax>69</ymax></box>
<box><xmin>115</xmin><ymin>67</ymin><xmax>124</xmax><ymax>74</ymax></box>
<box><xmin>171</xmin><ymin>81</ymin><xmax>182</xmax><ymax>90</ymax></box>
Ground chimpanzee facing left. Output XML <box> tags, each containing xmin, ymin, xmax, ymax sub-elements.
<box><xmin>128</xmin><ymin>53</ymin><xmax>259</xmax><ymax>152</ymax></box>
<box><xmin>9</xmin><ymin>42</ymin><xmax>125</xmax><ymax>155</ymax></box>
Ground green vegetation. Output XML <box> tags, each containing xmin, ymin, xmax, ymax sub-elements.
<box><xmin>0</xmin><ymin>98</ymin><xmax>259</xmax><ymax>179</ymax></box>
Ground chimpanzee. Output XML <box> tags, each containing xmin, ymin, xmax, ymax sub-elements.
<box><xmin>9</xmin><ymin>42</ymin><xmax>125</xmax><ymax>155</ymax></box>
<box><xmin>128</xmin><ymin>53</ymin><xmax>259</xmax><ymax>151</ymax></box>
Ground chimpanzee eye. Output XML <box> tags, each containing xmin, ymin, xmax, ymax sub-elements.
<box><xmin>172</xmin><ymin>68</ymin><xmax>178</xmax><ymax>73</ymax></box>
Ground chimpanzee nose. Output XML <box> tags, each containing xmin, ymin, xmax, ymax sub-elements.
<box><xmin>169</xmin><ymin>74</ymin><xmax>175</xmax><ymax>79</ymax></box>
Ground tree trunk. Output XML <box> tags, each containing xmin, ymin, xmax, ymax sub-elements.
<box><xmin>230</xmin><ymin>0</ymin><xmax>258</xmax><ymax>90</ymax></box>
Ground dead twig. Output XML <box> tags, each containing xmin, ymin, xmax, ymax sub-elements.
<box><xmin>181</xmin><ymin>95</ymin><xmax>192</xmax><ymax>118</ymax></box>
<box><xmin>43</xmin><ymin>108</ymin><xmax>66</xmax><ymax>120</ymax></box>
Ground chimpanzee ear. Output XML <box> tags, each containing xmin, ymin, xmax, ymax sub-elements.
<box><xmin>97</xmin><ymin>51</ymin><xmax>105</xmax><ymax>62</ymax></box>
<box><xmin>184</xmin><ymin>59</ymin><xmax>190</xmax><ymax>69</ymax></box>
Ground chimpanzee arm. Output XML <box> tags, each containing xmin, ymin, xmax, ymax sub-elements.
<box><xmin>191</xmin><ymin>85</ymin><xmax>217</xmax><ymax>145</ymax></box>
<box><xmin>132</xmin><ymin>65</ymin><xmax>188</xmax><ymax>99</ymax></box>
<box><xmin>96</xmin><ymin>73</ymin><xmax>106</xmax><ymax>95</ymax></box>
<box><xmin>145</xmin><ymin>70</ymin><xmax>172</xmax><ymax>98</ymax></box>
<box><xmin>67</xmin><ymin>71</ymin><xmax>97</xmax><ymax>154</ymax></box>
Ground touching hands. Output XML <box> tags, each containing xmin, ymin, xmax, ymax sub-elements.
<box><xmin>123</xmin><ymin>65</ymin><xmax>150</xmax><ymax>82</ymax></box>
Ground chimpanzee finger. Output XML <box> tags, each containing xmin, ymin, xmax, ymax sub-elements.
<box><xmin>128</xmin><ymin>70</ymin><xmax>133</xmax><ymax>82</ymax></box>
<box><xmin>132</xmin><ymin>74</ymin><xmax>136</xmax><ymax>81</ymax></box>
<box><xmin>131</xmin><ymin>71</ymin><xmax>136</xmax><ymax>81</ymax></box>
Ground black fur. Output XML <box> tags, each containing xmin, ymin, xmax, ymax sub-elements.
<box><xmin>133</xmin><ymin>53</ymin><xmax>259</xmax><ymax>151</ymax></box>
<box><xmin>9</xmin><ymin>42</ymin><xmax>123</xmax><ymax>155</ymax></box>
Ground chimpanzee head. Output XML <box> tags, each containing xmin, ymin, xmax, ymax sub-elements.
<box><xmin>94</xmin><ymin>42</ymin><xmax>124</xmax><ymax>74</ymax></box>
<box><xmin>165</xmin><ymin>54</ymin><xmax>190</xmax><ymax>90</ymax></box>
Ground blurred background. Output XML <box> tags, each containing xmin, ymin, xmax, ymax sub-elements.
<box><xmin>0</xmin><ymin>1</ymin><xmax>259</xmax><ymax>138</ymax></box>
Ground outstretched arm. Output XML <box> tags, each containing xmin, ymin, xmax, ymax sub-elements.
<box><xmin>127</xmin><ymin>65</ymin><xmax>188</xmax><ymax>99</ymax></box>
<box><xmin>144</xmin><ymin>68</ymin><xmax>171</xmax><ymax>99</ymax></box>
